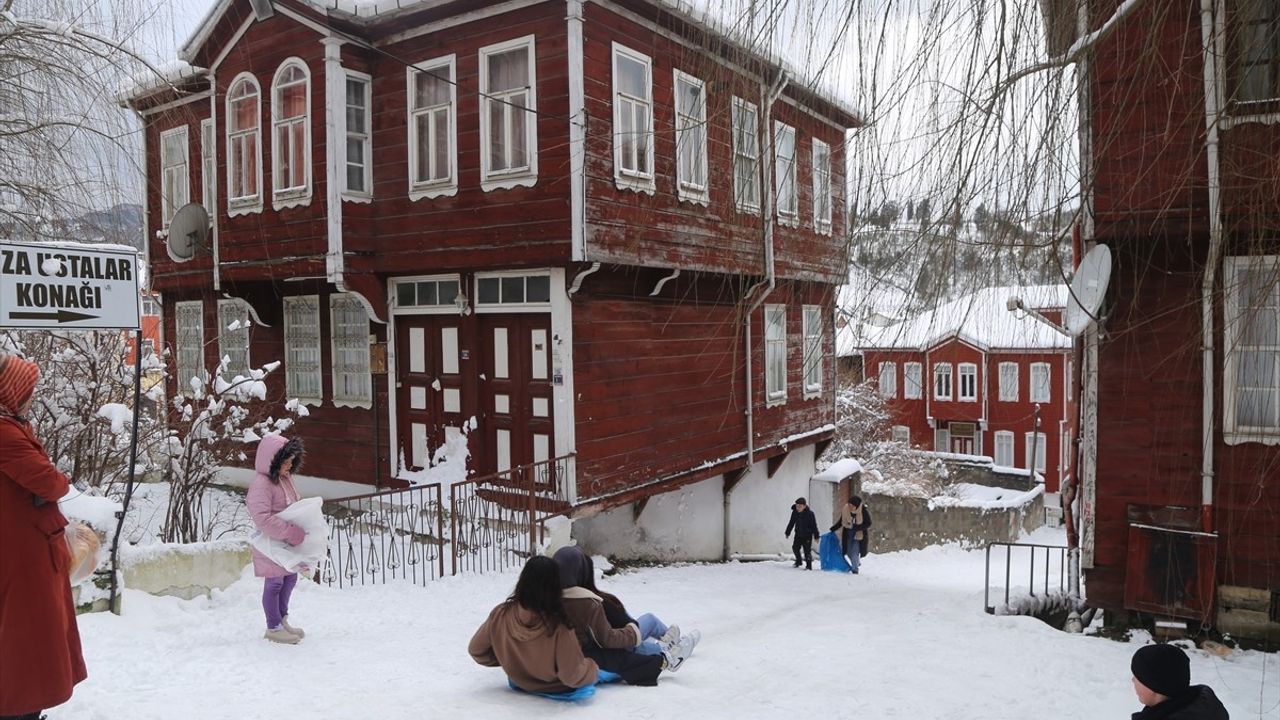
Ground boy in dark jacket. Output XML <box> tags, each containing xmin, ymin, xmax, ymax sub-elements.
<box><xmin>784</xmin><ymin>497</ymin><xmax>820</xmax><ymax>570</ymax></box>
<box><xmin>1130</xmin><ymin>644</ymin><xmax>1229</xmax><ymax>719</ymax></box>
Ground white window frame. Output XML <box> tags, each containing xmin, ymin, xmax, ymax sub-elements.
<box><xmin>479</xmin><ymin>35</ymin><xmax>538</xmax><ymax>191</ymax></box>
<box><xmin>998</xmin><ymin>361</ymin><xmax>1019</xmax><ymax>402</ymax></box>
<box><xmin>994</xmin><ymin>430</ymin><xmax>1015</xmax><ymax>467</ymax></box>
<box><xmin>774</xmin><ymin>121</ymin><xmax>798</xmax><ymax>223</ymax></box>
<box><xmin>891</xmin><ymin>425</ymin><xmax>910</xmax><ymax>444</ymax></box>
<box><xmin>225</xmin><ymin>72</ymin><xmax>263</xmax><ymax>215</ymax></box>
<box><xmin>933</xmin><ymin>362</ymin><xmax>953</xmax><ymax>401</ymax></box>
<box><xmin>812</xmin><ymin>138</ymin><xmax>832</xmax><ymax>234</ymax></box>
<box><xmin>802</xmin><ymin>305</ymin><xmax>823</xmax><ymax>398</ymax></box>
<box><xmin>394</xmin><ymin>274</ymin><xmax>465</xmax><ymax>313</ymax></box>
<box><xmin>1223</xmin><ymin>255</ymin><xmax>1280</xmax><ymax>442</ymax></box>
<box><xmin>1066</xmin><ymin>359</ymin><xmax>1074</xmax><ymax>402</ymax></box>
<box><xmin>764</xmin><ymin>304</ymin><xmax>787</xmax><ymax>406</ymax></box>
<box><xmin>673</xmin><ymin>69</ymin><xmax>708</xmax><ymax>204</ymax></box>
<box><xmin>473</xmin><ymin>271</ymin><xmax>553</xmax><ymax>312</ymax></box>
<box><xmin>878</xmin><ymin>361</ymin><xmax>897</xmax><ymax>399</ymax></box>
<box><xmin>934</xmin><ymin>427</ymin><xmax>950</xmax><ymax>452</ymax></box>
<box><xmin>200</xmin><ymin>118</ymin><xmax>215</xmax><ymax>213</ymax></box>
<box><xmin>330</xmin><ymin>293</ymin><xmax>372</xmax><ymax>408</ymax></box>
<box><xmin>406</xmin><ymin>57</ymin><xmax>457</xmax><ymax>200</ymax></box>
<box><xmin>159</xmin><ymin>126</ymin><xmax>189</xmax><ymax>228</ymax></box>
<box><xmin>732</xmin><ymin>96</ymin><xmax>760</xmax><ymax>213</ymax></box>
<box><xmin>270</xmin><ymin>58</ymin><xmax>312</xmax><ymax>208</ymax></box>
<box><xmin>343</xmin><ymin>70</ymin><xmax>373</xmax><ymax>200</ymax></box>
<box><xmin>904</xmin><ymin>361</ymin><xmax>922</xmax><ymax>399</ymax></box>
<box><xmin>1030</xmin><ymin>362</ymin><xmax>1051</xmax><ymax>403</ymax></box>
<box><xmin>958</xmin><ymin>362</ymin><xmax>977</xmax><ymax>402</ymax></box>
<box><xmin>611</xmin><ymin>43</ymin><xmax>654</xmax><ymax>192</ymax></box>
<box><xmin>216</xmin><ymin>298</ymin><xmax>251</xmax><ymax>378</ymax></box>
<box><xmin>283</xmin><ymin>295</ymin><xmax>322</xmax><ymax>405</ymax></box>
<box><xmin>174</xmin><ymin>300</ymin><xmax>205</xmax><ymax>389</ymax></box>
<box><xmin>1024</xmin><ymin>431</ymin><xmax>1048</xmax><ymax>473</ymax></box>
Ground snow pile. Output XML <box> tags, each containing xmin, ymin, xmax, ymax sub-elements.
<box><xmin>59</xmin><ymin>488</ymin><xmax>122</xmax><ymax>533</ymax></box>
<box><xmin>928</xmin><ymin>482</ymin><xmax>1043</xmax><ymax>510</ymax></box>
<box><xmin>96</xmin><ymin>403</ymin><xmax>133</xmax><ymax>434</ymax></box>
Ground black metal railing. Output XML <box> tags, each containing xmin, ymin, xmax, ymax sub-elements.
<box><xmin>319</xmin><ymin>483</ymin><xmax>445</xmax><ymax>588</ymax></box>
<box><xmin>450</xmin><ymin>455</ymin><xmax>575</xmax><ymax>577</ymax></box>
<box><xmin>984</xmin><ymin>542</ymin><xmax>1081</xmax><ymax>615</ymax></box>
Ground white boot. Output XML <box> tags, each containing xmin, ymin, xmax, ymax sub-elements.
<box><xmin>282</xmin><ymin>615</ymin><xmax>305</xmax><ymax>639</ymax></box>
<box><xmin>264</xmin><ymin>627</ymin><xmax>300</xmax><ymax>645</ymax></box>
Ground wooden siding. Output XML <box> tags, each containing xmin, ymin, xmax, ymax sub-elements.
<box><xmin>580</xmin><ymin>2</ymin><xmax>848</xmax><ymax>283</ymax></box>
<box><xmin>573</xmin><ymin>268</ymin><xmax>835</xmax><ymax>497</ymax></box>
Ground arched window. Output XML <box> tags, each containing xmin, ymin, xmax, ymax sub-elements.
<box><xmin>226</xmin><ymin>74</ymin><xmax>261</xmax><ymax>207</ymax></box>
<box><xmin>272</xmin><ymin>59</ymin><xmax>310</xmax><ymax>198</ymax></box>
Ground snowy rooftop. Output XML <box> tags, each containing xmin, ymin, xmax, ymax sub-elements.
<box><xmin>119</xmin><ymin>60</ymin><xmax>208</xmax><ymax>103</ymax></box>
<box><xmin>841</xmin><ymin>284</ymin><xmax>1071</xmax><ymax>354</ymax></box>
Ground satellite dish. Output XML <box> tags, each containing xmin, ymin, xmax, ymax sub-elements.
<box><xmin>167</xmin><ymin>203</ymin><xmax>209</xmax><ymax>263</ymax></box>
<box><xmin>1064</xmin><ymin>244</ymin><xmax>1112</xmax><ymax>337</ymax></box>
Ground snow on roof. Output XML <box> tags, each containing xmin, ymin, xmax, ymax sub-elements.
<box><xmin>120</xmin><ymin>60</ymin><xmax>208</xmax><ymax>103</ymax></box>
<box><xmin>178</xmin><ymin>0</ymin><xmax>861</xmax><ymax>124</ymax></box>
<box><xmin>847</xmin><ymin>285</ymin><xmax>1071</xmax><ymax>353</ymax></box>
<box><xmin>813</xmin><ymin>457</ymin><xmax>863</xmax><ymax>484</ymax></box>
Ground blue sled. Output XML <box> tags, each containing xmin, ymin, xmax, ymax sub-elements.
<box><xmin>508</xmin><ymin>669</ymin><xmax>623</xmax><ymax>702</ymax></box>
<box><xmin>819</xmin><ymin>532</ymin><xmax>851</xmax><ymax>573</ymax></box>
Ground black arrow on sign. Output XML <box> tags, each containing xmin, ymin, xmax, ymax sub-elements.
<box><xmin>8</xmin><ymin>310</ymin><xmax>100</xmax><ymax>324</ymax></box>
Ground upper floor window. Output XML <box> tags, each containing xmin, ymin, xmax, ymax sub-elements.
<box><xmin>283</xmin><ymin>295</ymin><xmax>322</xmax><ymax>403</ymax></box>
<box><xmin>331</xmin><ymin>294</ymin><xmax>372</xmax><ymax>407</ymax></box>
<box><xmin>998</xmin><ymin>361</ymin><xmax>1019</xmax><ymax>401</ymax></box>
<box><xmin>226</xmin><ymin>74</ymin><xmax>261</xmax><ymax>211</ymax></box>
<box><xmin>732</xmin><ymin>97</ymin><xmax>760</xmax><ymax>213</ymax></box>
<box><xmin>802</xmin><ymin>305</ymin><xmax>823</xmax><ymax>398</ymax></box>
<box><xmin>1224</xmin><ymin>256</ymin><xmax>1280</xmax><ymax>441</ymax></box>
<box><xmin>200</xmin><ymin>119</ymin><xmax>215</xmax><ymax>213</ymax></box>
<box><xmin>408</xmin><ymin>58</ymin><xmax>456</xmax><ymax>198</ymax></box>
<box><xmin>480</xmin><ymin>36</ymin><xmax>537</xmax><ymax>190</ymax></box>
<box><xmin>217</xmin><ymin>298</ymin><xmax>250</xmax><ymax>378</ymax></box>
<box><xmin>674</xmin><ymin>70</ymin><xmax>708</xmax><ymax>203</ymax></box>
<box><xmin>934</xmin><ymin>363</ymin><xmax>952</xmax><ymax>401</ymax></box>
<box><xmin>612</xmin><ymin>44</ymin><xmax>654</xmax><ymax>191</ymax></box>
<box><xmin>879</xmin><ymin>361</ymin><xmax>897</xmax><ymax>399</ymax></box>
<box><xmin>271</xmin><ymin>60</ymin><xmax>311</xmax><ymax>205</ymax></box>
<box><xmin>159</xmin><ymin>126</ymin><xmax>189</xmax><ymax>227</ymax></box>
<box><xmin>958</xmin><ymin>362</ymin><xmax>977</xmax><ymax>402</ymax></box>
<box><xmin>1233</xmin><ymin>0</ymin><xmax>1279</xmax><ymax>104</ymax></box>
<box><xmin>812</xmin><ymin>138</ymin><xmax>832</xmax><ymax>233</ymax></box>
<box><xmin>345</xmin><ymin>72</ymin><xmax>372</xmax><ymax>198</ymax></box>
<box><xmin>774</xmin><ymin>122</ymin><xmax>798</xmax><ymax>222</ymax></box>
<box><xmin>904</xmin><ymin>361</ymin><xmax>922</xmax><ymax>399</ymax></box>
<box><xmin>764</xmin><ymin>304</ymin><xmax>787</xmax><ymax>405</ymax></box>
<box><xmin>174</xmin><ymin>300</ymin><xmax>205</xmax><ymax>388</ymax></box>
<box><xmin>1030</xmin><ymin>362</ymin><xmax>1051</xmax><ymax>403</ymax></box>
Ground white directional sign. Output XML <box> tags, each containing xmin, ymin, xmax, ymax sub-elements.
<box><xmin>0</xmin><ymin>241</ymin><xmax>140</xmax><ymax>330</ymax></box>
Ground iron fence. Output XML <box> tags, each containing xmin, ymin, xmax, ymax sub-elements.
<box><xmin>450</xmin><ymin>455</ymin><xmax>575</xmax><ymax>576</ymax></box>
<box><xmin>984</xmin><ymin>541</ymin><xmax>1081</xmax><ymax>615</ymax></box>
<box><xmin>319</xmin><ymin>483</ymin><xmax>445</xmax><ymax>588</ymax></box>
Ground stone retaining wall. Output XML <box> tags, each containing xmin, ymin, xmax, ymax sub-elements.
<box><xmin>864</xmin><ymin>492</ymin><xmax>1044</xmax><ymax>553</ymax></box>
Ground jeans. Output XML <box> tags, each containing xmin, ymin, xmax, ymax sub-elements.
<box><xmin>634</xmin><ymin>612</ymin><xmax>668</xmax><ymax>656</ymax></box>
<box><xmin>845</xmin><ymin>536</ymin><xmax>861</xmax><ymax>573</ymax></box>
<box><xmin>262</xmin><ymin>573</ymin><xmax>298</xmax><ymax>629</ymax></box>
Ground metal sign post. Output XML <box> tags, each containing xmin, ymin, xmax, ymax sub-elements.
<box><xmin>0</xmin><ymin>240</ymin><xmax>142</xmax><ymax>614</ymax></box>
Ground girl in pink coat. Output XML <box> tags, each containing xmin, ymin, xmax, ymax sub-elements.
<box><xmin>246</xmin><ymin>433</ymin><xmax>307</xmax><ymax>644</ymax></box>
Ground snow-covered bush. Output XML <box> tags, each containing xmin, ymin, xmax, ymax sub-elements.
<box><xmin>160</xmin><ymin>357</ymin><xmax>307</xmax><ymax>543</ymax></box>
<box><xmin>822</xmin><ymin>378</ymin><xmax>947</xmax><ymax>496</ymax></box>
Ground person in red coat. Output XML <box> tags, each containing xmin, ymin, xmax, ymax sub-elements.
<box><xmin>0</xmin><ymin>353</ymin><xmax>87</xmax><ymax>719</ymax></box>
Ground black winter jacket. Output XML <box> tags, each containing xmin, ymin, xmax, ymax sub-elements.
<box><xmin>1132</xmin><ymin>686</ymin><xmax>1229</xmax><ymax>720</ymax></box>
<box><xmin>785</xmin><ymin>505</ymin><xmax>821</xmax><ymax>540</ymax></box>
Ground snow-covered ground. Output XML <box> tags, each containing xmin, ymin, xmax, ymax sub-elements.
<box><xmin>60</xmin><ymin>527</ymin><xmax>1277</xmax><ymax>719</ymax></box>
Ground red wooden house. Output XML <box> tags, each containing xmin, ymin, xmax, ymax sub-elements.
<box><xmin>1044</xmin><ymin>0</ymin><xmax>1280</xmax><ymax>640</ymax></box>
<box><xmin>123</xmin><ymin>0</ymin><xmax>859</xmax><ymax>559</ymax></box>
<box><xmin>851</xmin><ymin>285</ymin><xmax>1077</xmax><ymax>493</ymax></box>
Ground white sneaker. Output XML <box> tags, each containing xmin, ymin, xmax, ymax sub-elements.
<box><xmin>662</xmin><ymin>634</ymin><xmax>697</xmax><ymax>672</ymax></box>
<box><xmin>658</xmin><ymin>624</ymin><xmax>681</xmax><ymax>646</ymax></box>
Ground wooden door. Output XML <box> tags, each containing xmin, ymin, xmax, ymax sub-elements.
<box><xmin>395</xmin><ymin>315</ymin><xmax>465</xmax><ymax>471</ymax></box>
<box><xmin>477</xmin><ymin>313</ymin><xmax>553</xmax><ymax>481</ymax></box>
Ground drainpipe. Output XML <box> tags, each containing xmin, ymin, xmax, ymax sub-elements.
<box><xmin>731</xmin><ymin>70</ymin><xmax>788</xmax><ymax>561</ymax></box>
<box><xmin>1198</xmin><ymin>0</ymin><xmax>1224</xmax><ymax>533</ymax></box>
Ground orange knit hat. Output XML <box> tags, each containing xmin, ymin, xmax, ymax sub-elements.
<box><xmin>0</xmin><ymin>353</ymin><xmax>40</xmax><ymax>415</ymax></box>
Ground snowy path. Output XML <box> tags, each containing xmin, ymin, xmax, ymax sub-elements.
<box><xmin>62</xmin><ymin>528</ymin><xmax>1278</xmax><ymax>719</ymax></box>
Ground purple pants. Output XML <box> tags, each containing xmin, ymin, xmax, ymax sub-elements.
<box><xmin>262</xmin><ymin>573</ymin><xmax>298</xmax><ymax>629</ymax></box>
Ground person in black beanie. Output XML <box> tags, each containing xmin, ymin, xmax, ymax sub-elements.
<box><xmin>1130</xmin><ymin>643</ymin><xmax>1228</xmax><ymax>719</ymax></box>
<box><xmin>784</xmin><ymin>498</ymin><xmax>820</xmax><ymax>570</ymax></box>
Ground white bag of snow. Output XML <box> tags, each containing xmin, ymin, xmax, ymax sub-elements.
<box><xmin>249</xmin><ymin>497</ymin><xmax>329</xmax><ymax>573</ymax></box>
